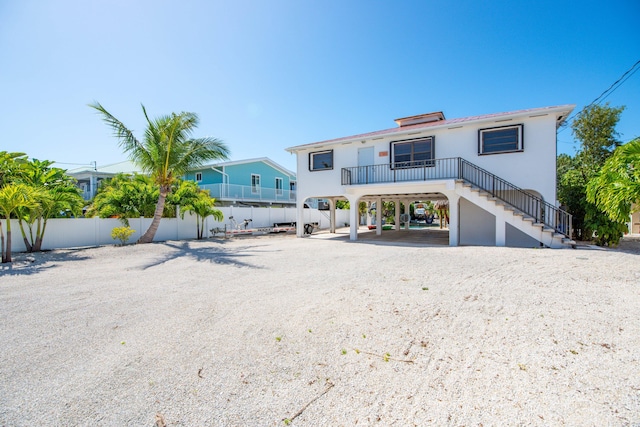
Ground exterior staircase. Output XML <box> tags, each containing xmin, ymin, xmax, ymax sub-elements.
<box><xmin>341</xmin><ymin>157</ymin><xmax>576</xmax><ymax>248</ymax></box>
<box><xmin>454</xmin><ymin>158</ymin><xmax>574</xmax><ymax>249</ymax></box>
<box><xmin>455</xmin><ymin>180</ymin><xmax>575</xmax><ymax>248</ymax></box>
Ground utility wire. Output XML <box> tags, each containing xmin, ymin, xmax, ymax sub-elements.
<box><xmin>588</xmin><ymin>59</ymin><xmax>640</xmax><ymax>106</ymax></box>
<box><xmin>54</xmin><ymin>161</ymin><xmax>98</xmax><ymax>171</ymax></box>
<box><xmin>53</xmin><ymin>162</ymin><xmax>93</xmax><ymax>166</ymax></box>
<box><xmin>559</xmin><ymin>59</ymin><xmax>640</xmax><ymax>134</ymax></box>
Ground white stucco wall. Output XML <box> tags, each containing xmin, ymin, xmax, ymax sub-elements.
<box><xmin>292</xmin><ymin>110</ymin><xmax>564</xmax><ymax>205</ymax></box>
<box><xmin>459</xmin><ymin>197</ymin><xmax>496</xmax><ymax>246</ymax></box>
<box><xmin>505</xmin><ymin>223</ymin><xmax>541</xmax><ymax>248</ymax></box>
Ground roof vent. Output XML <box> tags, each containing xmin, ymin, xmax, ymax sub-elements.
<box><xmin>394</xmin><ymin>111</ymin><xmax>446</xmax><ymax>127</ymax></box>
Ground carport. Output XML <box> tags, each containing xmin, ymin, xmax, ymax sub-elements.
<box><xmin>315</xmin><ymin>189</ymin><xmax>452</xmax><ymax>246</ymax></box>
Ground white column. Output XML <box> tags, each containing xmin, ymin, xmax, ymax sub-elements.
<box><xmin>329</xmin><ymin>199</ymin><xmax>336</xmax><ymax>233</ymax></box>
<box><xmin>376</xmin><ymin>197</ymin><xmax>383</xmax><ymax>236</ymax></box>
<box><xmin>366</xmin><ymin>201</ymin><xmax>372</xmax><ymax>227</ymax></box>
<box><xmin>404</xmin><ymin>200</ymin><xmax>411</xmax><ymax>230</ymax></box>
<box><xmin>448</xmin><ymin>194</ymin><xmax>460</xmax><ymax>246</ymax></box>
<box><xmin>394</xmin><ymin>200</ymin><xmax>400</xmax><ymax>231</ymax></box>
<box><xmin>348</xmin><ymin>196</ymin><xmax>360</xmax><ymax>240</ymax></box>
<box><xmin>296</xmin><ymin>200</ymin><xmax>305</xmax><ymax>237</ymax></box>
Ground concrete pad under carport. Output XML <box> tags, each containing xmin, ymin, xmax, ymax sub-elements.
<box><xmin>308</xmin><ymin>226</ymin><xmax>449</xmax><ymax>247</ymax></box>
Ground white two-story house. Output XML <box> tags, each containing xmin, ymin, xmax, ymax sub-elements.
<box><xmin>286</xmin><ymin>105</ymin><xmax>575</xmax><ymax>248</ymax></box>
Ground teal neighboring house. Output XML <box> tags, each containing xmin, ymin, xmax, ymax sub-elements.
<box><xmin>184</xmin><ymin>157</ymin><xmax>297</xmax><ymax>207</ymax></box>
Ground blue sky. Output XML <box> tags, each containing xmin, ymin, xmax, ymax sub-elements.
<box><xmin>1</xmin><ymin>0</ymin><xmax>638</xmax><ymax>173</ymax></box>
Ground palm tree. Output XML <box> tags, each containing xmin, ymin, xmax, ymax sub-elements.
<box><xmin>86</xmin><ymin>173</ymin><xmax>165</xmax><ymax>226</ymax></box>
<box><xmin>0</xmin><ymin>151</ymin><xmax>27</xmax><ymax>188</ymax></box>
<box><xmin>90</xmin><ymin>102</ymin><xmax>229</xmax><ymax>243</ymax></box>
<box><xmin>0</xmin><ymin>152</ymin><xmax>28</xmax><ymax>262</ymax></box>
<box><xmin>15</xmin><ymin>159</ymin><xmax>84</xmax><ymax>252</ymax></box>
<box><xmin>0</xmin><ymin>184</ymin><xmax>38</xmax><ymax>263</ymax></box>
<box><xmin>587</xmin><ymin>137</ymin><xmax>640</xmax><ymax>223</ymax></box>
<box><xmin>180</xmin><ymin>192</ymin><xmax>224</xmax><ymax>239</ymax></box>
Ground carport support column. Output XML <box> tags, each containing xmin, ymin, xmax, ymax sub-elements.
<box><xmin>394</xmin><ymin>200</ymin><xmax>400</xmax><ymax>231</ymax></box>
<box><xmin>329</xmin><ymin>199</ymin><xmax>336</xmax><ymax>233</ymax></box>
<box><xmin>376</xmin><ymin>197</ymin><xmax>383</xmax><ymax>236</ymax></box>
<box><xmin>495</xmin><ymin>209</ymin><xmax>506</xmax><ymax>246</ymax></box>
<box><xmin>296</xmin><ymin>200</ymin><xmax>305</xmax><ymax>237</ymax></box>
<box><xmin>404</xmin><ymin>200</ymin><xmax>410</xmax><ymax>230</ymax></box>
<box><xmin>448</xmin><ymin>194</ymin><xmax>460</xmax><ymax>246</ymax></box>
<box><xmin>348</xmin><ymin>196</ymin><xmax>360</xmax><ymax>241</ymax></box>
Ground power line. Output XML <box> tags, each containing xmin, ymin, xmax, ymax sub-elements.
<box><xmin>588</xmin><ymin>59</ymin><xmax>640</xmax><ymax>106</ymax></box>
<box><xmin>559</xmin><ymin>59</ymin><xmax>640</xmax><ymax>134</ymax></box>
<box><xmin>53</xmin><ymin>162</ymin><xmax>93</xmax><ymax>166</ymax></box>
<box><xmin>54</xmin><ymin>161</ymin><xmax>98</xmax><ymax>170</ymax></box>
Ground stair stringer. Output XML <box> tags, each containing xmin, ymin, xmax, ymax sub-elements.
<box><xmin>454</xmin><ymin>181</ymin><xmax>572</xmax><ymax>249</ymax></box>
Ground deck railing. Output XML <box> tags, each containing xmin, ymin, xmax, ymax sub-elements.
<box><xmin>197</xmin><ymin>183</ymin><xmax>296</xmax><ymax>204</ymax></box>
<box><xmin>341</xmin><ymin>157</ymin><xmax>572</xmax><ymax>238</ymax></box>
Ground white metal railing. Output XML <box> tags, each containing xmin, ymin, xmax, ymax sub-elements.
<box><xmin>341</xmin><ymin>157</ymin><xmax>572</xmax><ymax>238</ymax></box>
<box><xmin>198</xmin><ymin>183</ymin><xmax>297</xmax><ymax>203</ymax></box>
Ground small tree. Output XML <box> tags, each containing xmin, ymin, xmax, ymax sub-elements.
<box><xmin>175</xmin><ymin>182</ymin><xmax>223</xmax><ymax>239</ymax></box>
<box><xmin>111</xmin><ymin>226</ymin><xmax>136</xmax><ymax>246</ymax></box>
<box><xmin>587</xmin><ymin>137</ymin><xmax>640</xmax><ymax>224</ymax></box>
<box><xmin>0</xmin><ymin>184</ymin><xmax>38</xmax><ymax>263</ymax></box>
<box><xmin>15</xmin><ymin>159</ymin><xmax>84</xmax><ymax>252</ymax></box>
<box><xmin>557</xmin><ymin>103</ymin><xmax>627</xmax><ymax>243</ymax></box>
<box><xmin>86</xmin><ymin>173</ymin><xmax>174</xmax><ymax>226</ymax></box>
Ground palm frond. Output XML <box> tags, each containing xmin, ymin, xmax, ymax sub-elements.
<box><xmin>90</xmin><ymin>102</ymin><xmax>154</xmax><ymax>170</ymax></box>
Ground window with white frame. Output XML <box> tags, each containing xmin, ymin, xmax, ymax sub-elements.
<box><xmin>309</xmin><ymin>150</ymin><xmax>333</xmax><ymax>171</ymax></box>
<box><xmin>478</xmin><ymin>124</ymin><xmax>523</xmax><ymax>155</ymax></box>
<box><xmin>251</xmin><ymin>174</ymin><xmax>261</xmax><ymax>194</ymax></box>
<box><xmin>195</xmin><ymin>172</ymin><xmax>202</xmax><ymax>182</ymax></box>
<box><xmin>391</xmin><ymin>136</ymin><xmax>435</xmax><ymax>168</ymax></box>
<box><xmin>275</xmin><ymin>177</ymin><xmax>283</xmax><ymax>195</ymax></box>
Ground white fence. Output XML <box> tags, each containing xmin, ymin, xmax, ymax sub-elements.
<box><xmin>2</xmin><ymin>207</ymin><xmax>350</xmax><ymax>253</ymax></box>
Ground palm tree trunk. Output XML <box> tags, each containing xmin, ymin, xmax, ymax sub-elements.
<box><xmin>138</xmin><ymin>188</ymin><xmax>168</xmax><ymax>244</ymax></box>
<box><xmin>3</xmin><ymin>217</ymin><xmax>12</xmax><ymax>263</ymax></box>
<box><xmin>0</xmin><ymin>220</ymin><xmax>5</xmax><ymax>263</ymax></box>
<box><xmin>34</xmin><ymin>217</ymin><xmax>47</xmax><ymax>252</ymax></box>
<box><xmin>18</xmin><ymin>218</ymin><xmax>33</xmax><ymax>253</ymax></box>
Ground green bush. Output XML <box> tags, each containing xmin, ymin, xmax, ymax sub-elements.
<box><xmin>111</xmin><ymin>226</ymin><xmax>136</xmax><ymax>246</ymax></box>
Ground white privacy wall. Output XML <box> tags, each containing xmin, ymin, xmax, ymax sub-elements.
<box><xmin>3</xmin><ymin>207</ymin><xmax>349</xmax><ymax>254</ymax></box>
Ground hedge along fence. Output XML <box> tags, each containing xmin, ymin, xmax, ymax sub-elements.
<box><xmin>2</xmin><ymin>207</ymin><xmax>350</xmax><ymax>253</ymax></box>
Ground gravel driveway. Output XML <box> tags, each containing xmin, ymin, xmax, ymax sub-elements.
<box><xmin>1</xmin><ymin>235</ymin><xmax>639</xmax><ymax>426</ymax></box>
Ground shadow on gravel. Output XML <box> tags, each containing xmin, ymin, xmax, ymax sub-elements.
<box><xmin>138</xmin><ymin>240</ymin><xmax>269</xmax><ymax>270</ymax></box>
<box><xmin>0</xmin><ymin>250</ymin><xmax>91</xmax><ymax>276</ymax></box>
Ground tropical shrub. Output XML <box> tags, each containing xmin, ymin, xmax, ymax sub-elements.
<box><xmin>111</xmin><ymin>226</ymin><xmax>136</xmax><ymax>246</ymax></box>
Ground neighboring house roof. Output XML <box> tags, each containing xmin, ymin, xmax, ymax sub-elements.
<box><xmin>198</xmin><ymin>157</ymin><xmax>296</xmax><ymax>179</ymax></box>
<box><xmin>66</xmin><ymin>160</ymin><xmax>142</xmax><ymax>176</ymax></box>
<box><xmin>286</xmin><ymin>104</ymin><xmax>575</xmax><ymax>152</ymax></box>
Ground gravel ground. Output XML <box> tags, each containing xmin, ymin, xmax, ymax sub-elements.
<box><xmin>1</xmin><ymin>234</ymin><xmax>639</xmax><ymax>426</ymax></box>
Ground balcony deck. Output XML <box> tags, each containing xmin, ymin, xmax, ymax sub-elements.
<box><xmin>197</xmin><ymin>183</ymin><xmax>296</xmax><ymax>204</ymax></box>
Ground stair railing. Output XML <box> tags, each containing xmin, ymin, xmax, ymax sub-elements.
<box><xmin>457</xmin><ymin>158</ymin><xmax>572</xmax><ymax>238</ymax></box>
<box><xmin>340</xmin><ymin>157</ymin><xmax>572</xmax><ymax>238</ymax></box>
